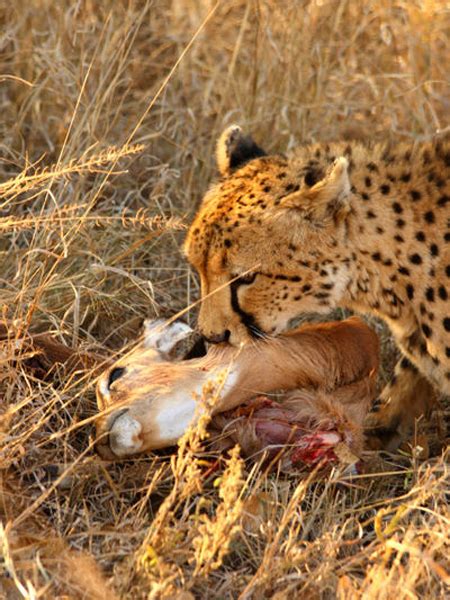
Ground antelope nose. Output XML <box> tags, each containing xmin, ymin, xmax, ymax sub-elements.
<box><xmin>94</xmin><ymin>436</ymin><xmax>117</xmax><ymax>461</ymax></box>
<box><xmin>95</xmin><ymin>408</ymin><xmax>143</xmax><ymax>459</ymax></box>
<box><xmin>202</xmin><ymin>330</ymin><xmax>230</xmax><ymax>344</ymax></box>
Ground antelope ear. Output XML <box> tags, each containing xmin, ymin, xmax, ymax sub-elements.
<box><xmin>143</xmin><ymin>319</ymin><xmax>193</xmax><ymax>354</ymax></box>
<box><xmin>216</xmin><ymin>125</ymin><xmax>266</xmax><ymax>176</ymax></box>
<box><xmin>282</xmin><ymin>157</ymin><xmax>351</xmax><ymax>223</ymax></box>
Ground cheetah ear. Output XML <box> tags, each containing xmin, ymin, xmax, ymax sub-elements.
<box><xmin>216</xmin><ymin>125</ymin><xmax>266</xmax><ymax>176</ymax></box>
<box><xmin>283</xmin><ymin>157</ymin><xmax>351</xmax><ymax>223</ymax></box>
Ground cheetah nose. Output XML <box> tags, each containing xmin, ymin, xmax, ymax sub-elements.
<box><xmin>202</xmin><ymin>330</ymin><xmax>231</xmax><ymax>344</ymax></box>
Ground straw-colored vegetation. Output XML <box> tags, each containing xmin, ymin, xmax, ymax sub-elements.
<box><xmin>1</xmin><ymin>1</ymin><xmax>449</xmax><ymax>598</ymax></box>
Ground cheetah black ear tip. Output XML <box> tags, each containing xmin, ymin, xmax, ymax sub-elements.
<box><xmin>220</xmin><ymin>124</ymin><xmax>243</xmax><ymax>142</ymax></box>
<box><xmin>216</xmin><ymin>124</ymin><xmax>266</xmax><ymax>176</ymax></box>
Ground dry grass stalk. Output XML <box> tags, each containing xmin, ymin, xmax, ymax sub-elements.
<box><xmin>0</xmin><ymin>143</ymin><xmax>145</xmax><ymax>201</ymax></box>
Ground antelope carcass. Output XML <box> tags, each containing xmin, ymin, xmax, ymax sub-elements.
<box><xmin>94</xmin><ymin>317</ymin><xmax>379</xmax><ymax>468</ymax></box>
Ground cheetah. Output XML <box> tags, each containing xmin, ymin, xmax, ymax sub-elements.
<box><xmin>184</xmin><ymin>125</ymin><xmax>450</xmax><ymax>448</ymax></box>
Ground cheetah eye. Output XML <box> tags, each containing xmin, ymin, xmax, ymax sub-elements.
<box><xmin>235</xmin><ymin>272</ymin><xmax>257</xmax><ymax>285</ymax></box>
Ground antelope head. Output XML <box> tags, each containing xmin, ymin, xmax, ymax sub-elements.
<box><xmin>95</xmin><ymin>317</ymin><xmax>379</xmax><ymax>461</ymax></box>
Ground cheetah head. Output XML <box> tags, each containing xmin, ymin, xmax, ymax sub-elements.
<box><xmin>184</xmin><ymin>126</ymin><xmax>353</xmax><ymax>346</ymax></box>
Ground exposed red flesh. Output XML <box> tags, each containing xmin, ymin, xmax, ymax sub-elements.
<box><xmin>212</xmin><ymin>395</ymin><xmax>360</xmax><ymax>471</ymax></box>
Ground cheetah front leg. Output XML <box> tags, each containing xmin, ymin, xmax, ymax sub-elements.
<box><xmin>365</xmin><ymin>357</ymin><xmax>437</xmax><ymax>451</ymax></box>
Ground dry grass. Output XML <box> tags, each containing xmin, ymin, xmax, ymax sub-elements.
<box><xmin>0</xmin><ymin>1</ymin><xmax>449</xmax><ymax>598</ymax></box>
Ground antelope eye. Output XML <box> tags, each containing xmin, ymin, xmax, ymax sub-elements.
<box><xmin>236</xmin><ymin>272</ymin><xmax>257</xmax><ymax>285</ymax></box>
<box><xmin>108</xmin><ymin>366</ymin><xmax>126</xmax><ymax>389</ymax></box>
